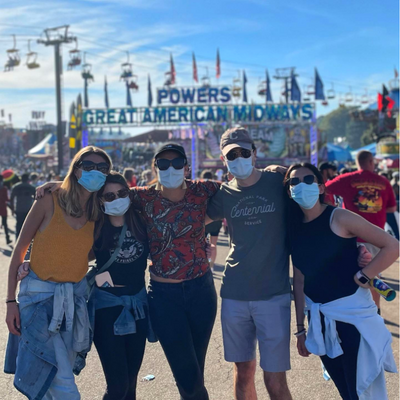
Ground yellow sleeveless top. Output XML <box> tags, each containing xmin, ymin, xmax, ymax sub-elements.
<box><xmin>30</xmin><ymin>192</ymin><xmax>94</xmax><ymax>282</ymax></box>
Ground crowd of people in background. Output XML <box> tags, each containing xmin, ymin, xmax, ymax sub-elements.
<box><xmin>0</xmin><ymin>128</ymin><xmax>399</xmax><ymax>400</ymax></box>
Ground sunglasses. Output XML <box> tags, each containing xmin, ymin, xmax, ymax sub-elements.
<box><xmin>103</xmin><ymin>188</ymin><xmax>130</xmax><ymax>202</ymax></box>
<box><xmin>76</xmin><ymin>160</ymin><xmax>110</xmax><ymax>175</ymax></box>
<box><xmin>226</xmin><ymin>148</ymin><xmax>252</xmax><ymax>161</ymax></box>
<box><xmin>288</xmin><ymin>175</ymin><xmax>316</xmax><ymax>186</ymax></box>
<box><xmin>155</xmin><ymin>157</ymin><xmax>186</xmax><ymax>171</ymax></box>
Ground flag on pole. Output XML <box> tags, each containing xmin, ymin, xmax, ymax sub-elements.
<box><xmin>216</xmin><ymin>48</ymin><xmax>221</xmax><ymax>79</ymax></box>
<box><xmin>314</xmin><ymin>68</ymin><xmax>325</xmax><ymax>100</ymax></box>
<box><xmin>104</xmin><ymin>76</ymin><xmax>109</xmax><ymax>108</ymax></box>
<box><xmin>8</xmin><ymin>114</ymin><xmax>12</xmax><ymax>123</ymax></box>
<box><xmin>148</xmin><ymin>74</ymin><xmax>153</xmax><ymax>107</ymax></box>
<box><xmin>243</xmin><ymin>71</ymin><xmax>248</xmax><ymax>103</ymax></box>
<box><xmin>126</xmin><ymin>81</ymin><xmax>132</xmax><ymax>106</ymax></box>
<box><xmin>395</xmin><ymin>68</ymin><xmax>398</xmax><ymax>78</ymax></box>
<box><xmin>193</xmin><ymin>52</ymin><xmax>198</xmax><ymax>83</ymax></box>
<box><xmin>170</xmin><ymin>54</ymin><xmax>176</xmax><ymax>85</ymax></box>
<box><xmin>266</xmin><ymin>70</ymin><xmax>273</xmax><ymax>102</ymax></box>
<box><xmin>84</xmin><ymin>79</ymin><xmax>89</xmax><ymax>107</ymax></box>
<box><xmin>0</xmin><ymin>110</ymin><xmax>4</xmax><ymax>118</ymax></box>
<box><xmin>290</xmin><ymin>71</ymin><xmax>301</xmax><ymax>102</ymax></box>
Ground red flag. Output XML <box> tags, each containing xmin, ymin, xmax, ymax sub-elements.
<box><xmin>170</xmin><ymin>54</ymin><xmax>176</xmax><ymax>85</ymax></box>
<box><xmin>377</xmin><ymin>93</ymin><xmax>384</xmax><ymax>111</ymax></box>
<box><xmin>216</xmin><ymin>48</ymin><xmax>221</xmax><ymax>79</ymax></box>
<box><xmin>192</xmin><ymin>52</ymin><xmax>198</xmax><ymax>83</ymax></box>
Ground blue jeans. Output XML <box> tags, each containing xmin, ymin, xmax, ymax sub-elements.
<box><xmin>148</xmin><ymin>270</ymin><xmax>217</xmax><ymax>400</ymax></box>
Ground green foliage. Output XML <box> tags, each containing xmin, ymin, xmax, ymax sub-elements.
<box><xmin>360</xmin><ymin>124</ymin><xmax>376</xmax><ymax>146</ymax></box>
<box><xmin>319</xmin><ymin>106</ymin><xmax>371</xmax><ymax>148</ymax></box>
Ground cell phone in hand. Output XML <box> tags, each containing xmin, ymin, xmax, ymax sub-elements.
<box><xmin>95</xmin><ymin>272</ymin><xmax>114</xmax><ymax>288</ymax></box>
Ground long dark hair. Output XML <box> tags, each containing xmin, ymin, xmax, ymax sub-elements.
<box><xmin>283</xmin><ymin>163</ymin><xmax>326</xmax><ymax>243</ymax></box>
<box><xmin>95</xmin><ymin>171</ymin><xmax>147</xmax><ymax>250</ymax></box>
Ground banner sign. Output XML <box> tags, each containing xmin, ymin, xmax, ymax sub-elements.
<box><xmin>83</xmin><ymin>103</ymin><xmax>314</xmax><ymax>126</ymax></box>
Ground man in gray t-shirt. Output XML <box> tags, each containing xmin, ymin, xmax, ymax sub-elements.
<box><xmin>207</xmin><ymin>127</ymin><xmax>293</xmax><ymax>400</ymax></box>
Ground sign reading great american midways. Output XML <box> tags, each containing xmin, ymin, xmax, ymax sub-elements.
<box><xmin>84</xmin><ymin>103</ymin><xmax>314</xmax><ymax>126</ymax></box>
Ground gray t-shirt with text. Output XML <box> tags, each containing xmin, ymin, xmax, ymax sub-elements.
<box><xmin>207</xmin><ymin>170</ymin><xmax>290</xmax><ymax>301</ymax></box>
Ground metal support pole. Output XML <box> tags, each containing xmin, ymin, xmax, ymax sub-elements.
<box><xmin>54</xmin><ymin>44</ymin><xmax>63</xmax><ymax>174</ymax></box>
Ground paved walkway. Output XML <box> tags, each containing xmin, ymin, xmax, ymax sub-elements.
<box><xmin>0</xmin><ymin>218</ymin><xmax>398</xmax><ymax>399</ymax></box>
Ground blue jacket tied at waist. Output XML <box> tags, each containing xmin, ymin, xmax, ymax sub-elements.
<box><xmin>4</xmin><ymin>270</ymin><xmax>90</xmax><ymax>400</ymax></box>
<box><xmin>93</xmin><ymin>287</ymin><xmax>156</xmax><ymax>339</ymax></box>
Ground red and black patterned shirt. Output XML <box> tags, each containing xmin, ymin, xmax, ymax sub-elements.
<box><xmin>132</xmin><ymin>180</ymin><xmax>220</xmax><ymax>280</ymax></box>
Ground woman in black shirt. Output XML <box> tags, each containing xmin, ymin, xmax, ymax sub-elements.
<box><xmin>285</xmin><ymin>163</ymin><xmax>398</xmax><ymax>400</ymax></box>
<box><xmin>93</xmin><ymin>172</ymin><xmax>152</xmax><ymax>400</ymax></box>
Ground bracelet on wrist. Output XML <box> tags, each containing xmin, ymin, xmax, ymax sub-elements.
<box><xmin>6</xmin><ymin>299</ymin><xmax>17</xmax><ymax>304</ymax></box>
<box><xmin>294</xmin><ymin>329</ymin><xmax>306</xmax><ymax>337</ymax></box>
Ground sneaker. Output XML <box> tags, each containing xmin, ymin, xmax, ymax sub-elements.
<box><xmin>6</xmin><ymin>238</ymin><xmax>12</xmax><ymax>245</ymax></box>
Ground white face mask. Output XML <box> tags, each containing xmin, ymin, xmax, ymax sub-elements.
<box><xmin>103</xmin><ymin>196</ymin><xmax>131</xmax><ymax>216</ymax></box>
<box><xmin>157</xmin><ymin>166</ymin><xmax>185</xmax><ymax>189</ymax></box>
<box><xmin>226</xmin><ymin>157</ymin><xmax>254</xmax><ymax>180</ymax></box>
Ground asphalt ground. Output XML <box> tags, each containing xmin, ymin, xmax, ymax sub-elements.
<box><xmin>0</xmin><ymin>215</ymin><xmax>398</xmax><ymax>399</ymax></box>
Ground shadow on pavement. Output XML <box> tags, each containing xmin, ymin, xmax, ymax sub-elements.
<box><xmin>0</xmin><ymin>247</ymin><xmax>12</xmax><ymax>257</ymax></box>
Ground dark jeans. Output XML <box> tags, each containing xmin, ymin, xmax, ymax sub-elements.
<box><xmin>93</xmin><ymin>305</ymin><xmax>147</xmax><ymax>400</ymax></box>
<box><xmin>1</xmin><ymin>215</ymin><xmax>10</xmax><ymax>240</ymax></box>
<box><xmin>16</xmin><ymin>211</ymin><xmax>28</xmax><ymax>240</ymax></box>
<box><xmin>318</xmin><ymin>313</ymin><xmax>361</xmax><ymax>400</ymax></box>
<box><xmin>148</xmin><ymin>270</ymin><xmax>217</xmax><ymax>400</ymax></box>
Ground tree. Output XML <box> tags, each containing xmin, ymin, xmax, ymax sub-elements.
<box><xmin>318</xmin><ymin>107</ymin><xmax>352</xmax><ymax>143</ymax></box>
<box><xmin>345</xmin><ymin>119</ymin><xmax>369</xmax><ymax>149</ymax></box>
<box><xmin>360</xmin><ymin>123</ymin><xmax>376</xmax><ymax>146</ymax></box>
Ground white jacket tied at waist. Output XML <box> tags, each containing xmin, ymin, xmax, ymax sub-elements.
<box><xmin>305</xmin><ymin>287</ymin><xmax>397</xmax><ymax>400</ymax></box>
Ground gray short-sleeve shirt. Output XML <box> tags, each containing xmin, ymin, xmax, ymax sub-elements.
<box><xmin>207</xmin><ymin>170</ymin><xmax>290</xmax><ymax>301</ymax></box>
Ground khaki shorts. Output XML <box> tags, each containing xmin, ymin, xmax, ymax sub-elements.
<box><xmin>221</xmin><ymin>293</ymin><xmax>291</xmax><ymax>372</ymax></box>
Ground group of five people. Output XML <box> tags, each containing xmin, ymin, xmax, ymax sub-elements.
<box><xmin>4</xmin><ymin>127</ymin><xmax>399</xmax><ymax>400</ymax></box>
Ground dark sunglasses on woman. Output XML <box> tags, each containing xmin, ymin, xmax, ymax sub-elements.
<box><xmin>288</xmin><ymin>175</ymin><xmax>316</xmax><ymax>186</ymax></box>
<box><xmin>156</xmin><ymin>158</ymin><xmax>186</xmax><ymax>171</ymax></box>
<box><xmin>76</xmin><ymin>160</ymin><xmax>110</xmax><ymax>174</ymax></box>
<box><xmin>103</xmin><ymin>188</ymin><xmax>130</xmax><ymax>202</ymax></box>
<box><xmin>226</xmin><ymin>148</ymin><xmax>252</xmax><ymax>161</ymax></box>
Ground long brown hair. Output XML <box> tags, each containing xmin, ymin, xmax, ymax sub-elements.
<box><xmin>95</xmin><ymin>171</ymin><xmax>147</xmax><ymax>249</ymax></box>
<box><xmin>59</xmin><ymin>146</ymin><xmax>112</xmax><ymax>221</ymax></box>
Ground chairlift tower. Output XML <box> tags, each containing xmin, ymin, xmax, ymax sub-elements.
<box><xmin>38</xmin><ymin>25</ymin><xmax>76</xmax><ymax>174</ymax></box>
<box><xmin>273</xmin><ymin>67</ymin><xmax>298</xmax><ymax>104</ymax></box>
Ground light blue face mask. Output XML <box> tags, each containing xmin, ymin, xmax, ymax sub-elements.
<box><xmin>157</xmin><ymin>166</ymin><xmax>185</xmax><ymax>189</ymax></box>
<box><xmin>290</xmin><ymin>182</ymin><xmax>320</xmax><ymax>209</ymax></box>
<box><xmin>226</xmin><ymin>157</ymin><xmax>254</xmax><ymax>180</ymax></box>
<box><xmin>78</xmin><ymin>170</ymin><xmax>107</xmax><ymax>192</ymax></box>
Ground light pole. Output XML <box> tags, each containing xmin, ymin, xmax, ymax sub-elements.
<box><xmin>38</xmin><ymin>26</ymin><xmax>76</xmax><ymax>174</ymax></box>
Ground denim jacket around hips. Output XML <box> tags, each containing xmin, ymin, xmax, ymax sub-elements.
<box><xmin>4</xmin><ymin>270</ymin><xmax>90</xmax><ymax>400</ymax></box>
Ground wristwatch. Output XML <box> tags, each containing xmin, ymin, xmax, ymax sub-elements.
<box><xmin>356</xmin><ymin>270</ymin><xmax>371</xmax><ymax>285</ymax></box>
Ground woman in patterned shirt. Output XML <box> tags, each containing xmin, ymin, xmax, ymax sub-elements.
<box><xmin>132</xmin><ymin>143</ymin><xmax>219</xmax><ymax>400</ymax></box>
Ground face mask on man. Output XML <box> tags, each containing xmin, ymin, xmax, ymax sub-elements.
<box><xmin>226</xmin><ymin>157</ymin><xmax>254</xmax><ymax>180</ymax></box>
<box><xmin>78</xmin><ymin>170</ymin><xmax>107</xmax><ymax>192</ymax></box>
<box><xmin>157</xmin><ymin>167</ymin><xmax>185</xmax><ymax>189</ymax></box>
<box><xmin>290</xmin><ymin>182</ymin><xmax>320</xmax><ymax>209</ymax></box>
<box><xmin>103</xmin><ymin>197</ymin><xmax>131</xmax><ymax>216</ymax></box>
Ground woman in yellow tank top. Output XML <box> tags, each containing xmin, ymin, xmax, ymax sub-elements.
<box><xmin>5</xmin><ymin>146</ymin><xmax>112</xmax><ymax>400</ymax></box>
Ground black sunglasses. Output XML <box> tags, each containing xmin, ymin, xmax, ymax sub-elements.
<box><xmin>226</xmin><ymin>148</ymin><xmax>252</xmax><ymax>161</ymax></box>
<box><xmin>76</xmin><ymin>160</ymin><xmax>110</xmax><ymax>174</ymax></box>
<box><xmin>103</xmin><ymin>188</ymin><xmax>130</xmax><ymax>202</ymax></box>
<box><xmin>288</xmin><ymin>175</ymin><xmax>316</xmax><ymax>186</ymax></box>
<box><xmin>155</xmin><ymin>157</ymin><xmax>186</xmax><ymax>171</ymax></box>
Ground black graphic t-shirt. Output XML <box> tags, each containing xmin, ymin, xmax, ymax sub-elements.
<box><xmin>94</xmin><ymin>224</ymin><xmax>149</xmax><ymax>295</ymax></box>
<box><xmin>207</xmin><ymin>170</ymin><xmax>290</xmax><ymax>301</ymax></box>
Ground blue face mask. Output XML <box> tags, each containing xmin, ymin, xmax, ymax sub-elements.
<box><xmin>157</xmin><ymin>166</ymin><xmax>185</xmax><ymax>189</ymax></box>
<box><xmin>226</xmin><ymin>157</ymin><xmax>254</xmax><ymax>180</ymax></box>
<box><xmin>78</xmin><ymin>170</ymin><xmax>107</xmax><ymax>192</ymax></box>
<box><xmin>290</xmin><ymin>182</ymin><xmax>320</xmax><ymax>209</ymax></box>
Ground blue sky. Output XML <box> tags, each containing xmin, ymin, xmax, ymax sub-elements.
<box><xmin>0</xmin><ymin>0</ymin><xmax>398</xmax><ymax>131</ymax></box>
